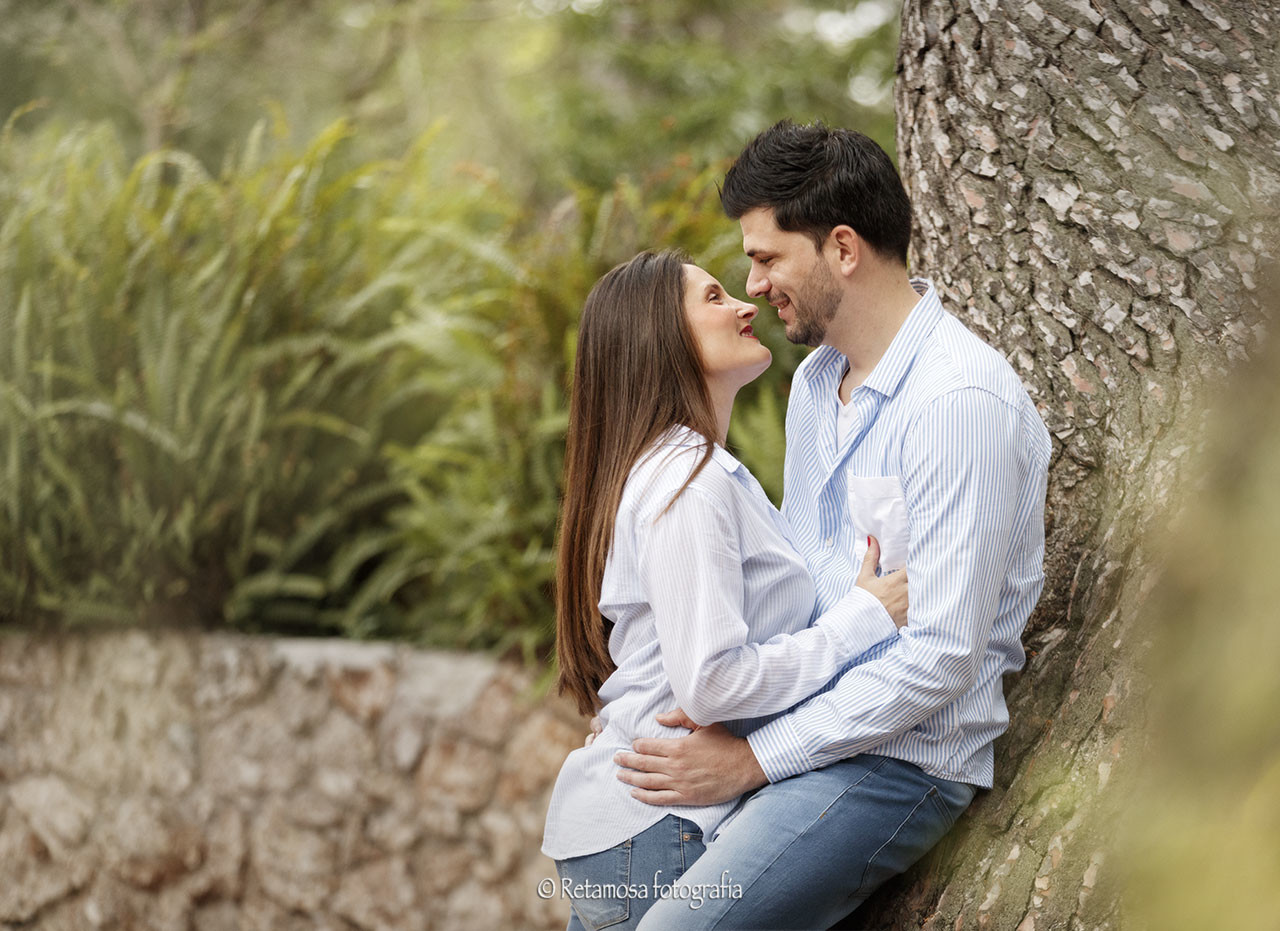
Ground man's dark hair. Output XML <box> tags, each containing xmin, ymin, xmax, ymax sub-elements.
<box><xmin>720</xmin><ymin>120</ymin><xmax>912</xmax><ymax>265</ymax></box>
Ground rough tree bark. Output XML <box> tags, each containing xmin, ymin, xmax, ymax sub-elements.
<box><xmin>850</xmin><ymin>2</ymin><xmax>1280</xmax><ymax>929</ymax></box>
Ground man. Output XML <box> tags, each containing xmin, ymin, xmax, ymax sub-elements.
<box><xmin>613</xmin><ymin>121</ymin><xmax>1051</xmax><ymax>929</ymax></box>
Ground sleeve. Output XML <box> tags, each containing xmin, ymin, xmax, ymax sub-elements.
<box><xmin>746</xmin><ymin>389</ymin><xmax>1024</xmax><ymax>782</ymax></box>
<box><xmin>637</xmin><ymin>483</ymin><xmax>898</xmax><ymax>728</ymax></box>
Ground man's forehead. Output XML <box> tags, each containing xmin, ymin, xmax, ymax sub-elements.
<box><xmin>740</xmin><ymin>210</ymin><xmax>798</xmax><ymax>253</ymax></box>
<box><xmin>739</xmin><ymin>207</ymin><xmax>778</xmax><ymax>232</ymax></box>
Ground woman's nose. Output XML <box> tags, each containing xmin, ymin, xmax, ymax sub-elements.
<box><xmin>735</xmin><ymin>300</ymin><xmax>757</xmax><ymax>321</ymax></box>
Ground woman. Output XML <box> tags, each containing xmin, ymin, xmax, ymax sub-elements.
<box><xmin>542</xmin><ymin>251</ymin><xmax>907</xmax><ymax>931</ymax></box>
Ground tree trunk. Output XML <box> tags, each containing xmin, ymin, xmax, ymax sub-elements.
<box><xmin>851</xmin><ymin>2</ymin><xmax>1280</xmax><ymax>928</ymax></box>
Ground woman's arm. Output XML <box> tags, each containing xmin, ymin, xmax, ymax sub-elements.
<box><xmin>638</xmin><ymin>484</ymin><xmax>903</xmax><ymax>727</ymax></box>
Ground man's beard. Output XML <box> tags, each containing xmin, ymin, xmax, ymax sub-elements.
<box><xmin>783</xmin><ymin>258</ymin><xmax>841</xmax><ymax>347</ymax></box>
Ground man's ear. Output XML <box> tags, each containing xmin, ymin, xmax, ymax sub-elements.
<box><xmin>828</xmin><ymin>225</ymin><xmax>860</xmax><ymax>278</ymax></box>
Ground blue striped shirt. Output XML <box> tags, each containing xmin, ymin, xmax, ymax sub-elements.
<box><xmin>746</xmin><ymin>279</ymin><xmax>1051</xmax><ymax>788</ymax></box>
<box><xmin>543</xmin><ymin>428</ymin><xmax>899</xmax><ymax>859</ymax></box>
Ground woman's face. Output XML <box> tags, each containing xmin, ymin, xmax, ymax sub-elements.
<box><xmin>683</xmin><ymin>264</ymin><xmax>772</xmax><ymax>392</ymax></box>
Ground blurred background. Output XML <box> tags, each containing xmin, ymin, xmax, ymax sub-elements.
<box><xmin>0</xmin><ymin>0</ymin><xmax>901</xmax><ymax>658</ymax></box>
<box><xmin>5</xmin><ymin>5</ymin><xmax>1279</xmax><ymax>928</ymax></box>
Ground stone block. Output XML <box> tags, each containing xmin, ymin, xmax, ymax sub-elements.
<box><xmin>413</xmin><ymin>837</ymin><xmax>477</xmax><ymax>900</ymax></box>
<box><xmin>266</xmin><ymin>667</ymin><xmax>331</xmax><ymax>735</ymax></box>
<box><xmin>183</xmin><ymin>804</ymin><xmax>244</xmax><ymax>901</ymax></box>
<box><xmin>332</xmin><ymin>857</ymin><xmax>422</xmax><ymax>931</ymax></box>
<box><xmin>272</xmin><ymin>638</ymin><xmax>395</xmax><ymax>681</ymax></box>
<box><xmin>395</xmin><ymin>651</ymin><xmax>496</xmax><ymax>722</ymax></box>
<box><xmin>0</xmin><ymin>631</ymin><xmax>54</xmax><ymax>687</ymax></box>
<box><xmin>195</xmin><ymin>641</ymin><xmax>271</xmax><ymax>713</ymax></box>
<box><xmin>450</xmin><ymin>672</ymin><xmax>522</xmax><ymax>748</ymax></box>
<box><xmin>518</xmin><ymin>850</ymin><xmax>573</xmax><ymax>931</ymax></box>
<box><xmin>328</xmin><ymin>661</ymin><xmax>397</xmax><ymax>725</ymax></box>
<box><xmin>0</xmin><ymin>807</ymin><xmax>95</xmax><ymax>922</ymax></box>
<box><xmin>443</xmin><ymin>878</ymin><xmax>506</xmax><ymax>930</ymax></box>
<box><xmin>192</xmin><ymin>900</ymin><xmax>241</xmax><ymax>931</ymax></box>
<box><xmin>106</xmin><ymin>630</ymin><xmax>166</xmax><ymax>689</ymax></box>
<box><xmin>204</xmin><ymin>705</ymin><xmax>306</xmax><ymax>797</ymax></box>
<box><xmin>377</xmin><ymin>702</ymin><xmax>432</xmax><ymax>774</ymax></box>
<box><xmin>419</xmin><ymin>801</ymin><xmax>465</xmax><ymax>841</ymax></box>
<box><xmin>104</xmin><ymin>797</ymin><xmax>203</xmax><ymax>890</ymax></box>
<box><xmin>365</xmin><ymin>800</ymin><xmax>423</xmax><ymax>853</ymax></box>
<box><xmin>281</xmin><ymin>786</ymin><xmax>348</xmax><ymax>830</ymax></box>
<box><xmin>494</xmin><ymin>711</ymin><xmax>581</xmax><ymax>805</ymax></box>
<box><xmin>472</xmin><ymin>807</ymin><xmax>525</xmax><ymax>881</ymax></box>
<box><xmin>415</xmin><ymin>735</ymin><xmax>498</xmax><ymax>815</ymax></box>
<box><xmin>313</xmin><ymin>708</ymin><xmax>377</xmax><ymax>774</ymax></box>
<box><xmin>0</xmin><ymin>633</ymin><xmax>587</xmax><ymax>930</ymax></box>
<box><xmin>8</xmin><ymin>774</ymin><xmax>95</xmax><ymax>852</ymax></box>
<box><xmin>249</xmin><ymin>798</ymin><xmax>336</xmax><ymax>911</ymax></box>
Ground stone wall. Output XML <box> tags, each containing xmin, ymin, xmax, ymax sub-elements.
<box><xmin>0</xmin><ymin>630</ymin><xmax>585</xmax><ymax>930</ymax></box>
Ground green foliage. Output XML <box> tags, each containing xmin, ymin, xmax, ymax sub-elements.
<box><xmin>0</xmin><ymin>112</ymin><xmax>793</xmax><ymax>651</ymax></box>
<box><xmin>0</xmin><ymin>0</ymin><xmax>899</xmax><ymax>653</ymax></box>
<box><xmin>0</xmin><ymin>114</ymin><xmax>509</xmax><ymax>631</ymax></box>
<box><xmin>0</xmin><ymin>0</ymin><xmax>900</xmax><ymax>204</ymax></box>
<box><xmin>385</xmin><ymin>164</ymin><xmax>798</xmax><ymax>656</ymax></box>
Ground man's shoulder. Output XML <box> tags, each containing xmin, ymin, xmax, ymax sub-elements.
<box><xmin>911</xmin><ymin>311</ymin><xmax>1032</xmax><ymax>412</ymax></box>
<box><xmin>902</xmin><ymin>312</ymin><xmax>1051</xmax><ymax>466</ymax></box>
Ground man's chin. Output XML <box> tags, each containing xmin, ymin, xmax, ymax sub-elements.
<box><xmin>785</xmin><ymin>325</ymin><xmax>824</xmax><ymax>348</ymax></box>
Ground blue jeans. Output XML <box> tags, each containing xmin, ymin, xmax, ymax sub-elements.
<box><xmin>635</xmin><ymin>754</ymin><xmax>975</xmax><ymax>930</ymax></box>
<box><xmin>556</xmin><ymin>814</ymin><xmax>707</xmax><ymax>931</ymax></box>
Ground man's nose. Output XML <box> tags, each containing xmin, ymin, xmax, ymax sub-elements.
<box><xmin>745</xmin><ymin>266</ymin><xmax>769</xmax><ymax>298</ymax></box>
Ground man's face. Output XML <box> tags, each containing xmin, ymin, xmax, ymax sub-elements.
<box><xmin>739</xmin><ymin>208</ymin><xmax>841</xmax><ymax>348</ymax></box>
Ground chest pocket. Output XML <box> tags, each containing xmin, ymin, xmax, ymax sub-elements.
<box><xmin>847</xmin><ymin>475</ymin><xmax>910</xmax><ymax>572</ymax></box>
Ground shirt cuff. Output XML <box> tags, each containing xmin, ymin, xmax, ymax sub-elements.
<box><xmin>818</xmin><ymin>585</ymin><xmax>899</xmax><ymax>657</ymax></box>
<box><xmin>746</xmin><ymin>714</ymin><xmax>813</xmax><ymax>783</ymax></box>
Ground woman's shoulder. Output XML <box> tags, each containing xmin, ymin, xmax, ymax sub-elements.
<box><xmin>621</xmin><ymin>428</ymin><xmax>738</xmax><ymax>519</ymax></box>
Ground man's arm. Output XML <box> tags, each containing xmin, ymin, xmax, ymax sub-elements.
<box><xmin>615</xmin><ymin>711</ymin><xmax>769</xmax><ymax>806</ymax></box>
<box><xmin>618</xmin><ymin>389</ymin><xmax>1029</xmax><ymax>803</ymax></box>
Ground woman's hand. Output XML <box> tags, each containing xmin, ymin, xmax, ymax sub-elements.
<box><xmin>856</xmin><ymin>535</ymin><xmax>908</xmax><ymax>628</ymax></box>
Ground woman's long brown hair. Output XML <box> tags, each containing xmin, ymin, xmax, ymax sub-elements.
<box><xmin>555</xmin><ymin>250</ymin><xmax>721</xmax><ymax>717</ymax></box>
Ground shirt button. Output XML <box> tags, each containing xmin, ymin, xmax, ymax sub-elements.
<box><xmin>823</xmin><ymin>537</ymin><xmax>833</xmax><ymax>548</ymax></box>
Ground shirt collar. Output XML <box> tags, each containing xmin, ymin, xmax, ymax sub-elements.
<box><xmin>660</xmin><ymin>425</ymin><xmax>745</xmax><ymax>475</ymax></box>
<box><xmin>795</xmin><ymin>278</ymin><xmax>943</xmax><ymax>400</ymax></box>
<box><xmin>861</xmin><ymin>278</ymin><xmax>942</xmax><ymax>399</ymax></box>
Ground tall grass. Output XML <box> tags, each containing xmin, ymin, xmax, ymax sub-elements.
<box><xmin>0</xmin><ymin>114</ymin><xmax>791</xmax><ymax>654</ymax></box>
<box><xmin>0</xmin><ymin>114</ymin><xmax>499</xmax><ymax>631</ymax></box>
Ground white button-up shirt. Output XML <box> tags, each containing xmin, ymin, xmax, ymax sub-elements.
<box><xmin>542</xmin><ymin>427</ymin><xmax>898</xmax><ymax>859</ymax></box>
<box><xmin>747</xmin><ymin>279</ymin><xmax>1052</xmax><ymax>788</ymax></box>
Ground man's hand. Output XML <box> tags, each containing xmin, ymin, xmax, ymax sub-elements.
<box><xmin>613</xmin><ymin>709</ymin><xmax>768</xmax><ymax>806</ymax></box>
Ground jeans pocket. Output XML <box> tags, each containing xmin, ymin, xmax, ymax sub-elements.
<box><xmin>923</xmin><ymin>782</ymin><xmax>971</xmax><ymax>831</ymax></box>
<box><xmin>556</xmin><ymin>839</ymin><xmax>633</xmax><ymax>930</ymax></box>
